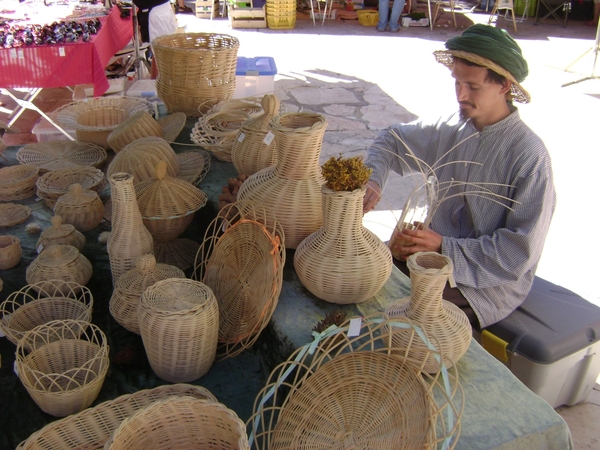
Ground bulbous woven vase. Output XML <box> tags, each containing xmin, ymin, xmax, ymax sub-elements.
<box><xmin>237</xmin><ymin>113</ymin><xmax>328</xmax><ymax>249</ymax></box>
<box><xmin>294</xmin><ymin>187</ymin><xmax>393</xmax><ymax>304</ymax></box>
<box><xmin>385</xmin><ymin>252</ymin><xmax>471</xmax><ymax>372</ymax></box>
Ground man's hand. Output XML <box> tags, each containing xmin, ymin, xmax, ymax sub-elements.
<box><xmin>363</xmin><ymin>180</ymin><xmax>381</xmax><ymax>214</ymax></box>
<box><xmin>391</xmin><ymin>227</ymin><xmax>443</xmax><ymax>260</ymax></box>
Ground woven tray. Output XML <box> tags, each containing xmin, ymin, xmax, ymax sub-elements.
<box><xmin>0</xmin><ymin>164</ymin><xmax>39</xmax><ymax>201</ymax></box>
<box><xmin>16</xmin><ymin>142</ymin><xmax>107</xmax><ymax>173</ymax></box>
<box><xmin>0</xmin><ymin>234</ymin><xmax>21</xmax><ymax>270</ymax></box>
<box><xmin>0</xmin><ymin>203</ymin><xmax>32</xmax><ymax>228</ymax></box>
<box><xmin>36</xmin><ymin>166</ymin><xmax>106</xmax><ymax>209</ymax></box>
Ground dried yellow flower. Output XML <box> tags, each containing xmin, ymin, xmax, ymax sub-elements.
<box><xmin>321</xmin><ymin>155</ymin><xmax>373</xmax><ymax>192</ymax></box>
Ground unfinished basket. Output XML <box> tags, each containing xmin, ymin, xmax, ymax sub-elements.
<box><xmin>107</xmin><ymin>111</ymin><xmax>164</xmax><ymax>153</ymax></box>
<box><xmin>153</xmin><ymin>238</ymin><xmax>200</xmax><ymax>271</ymax></box>
<box><xmin>109</xmin><ymin>254</ymin><xmax>185</xmax><ymax>334</ymax></box>
<box><xmin>36</xmin><ymin>166</ymin><xmax>106</xmax><ymax>209</ymax></box>
<box><xmin>0</xmin><ymin>203</ymin><xmax>32</xmax><ymax>228</ymax></box>
<box><xmin>53</xmin><ymin>184</ymin><xmax>105</xmax><ymax>232</ymax></box>
<box><xmin>159</xmin><ymin>112</ymin><xmax>187</xmax><ymax>142</ymax></box>
<box><xmin>194</xmin><ymin>200</ymin><xmax>285</xmax><ymax>360</ymax></box>
<box><xmin>0</xmin><ymin>280</ymin><xmax>93</xmax><ymax>347</ymax></box>
<box><xmin>16</xmin><ymin>141</ymin><xmax>107</xmax><ymax>173</ymax></box>
<box><xmin>26</xmin><ymin>244</ymin><xmax>93</xmax><ymax>293</ymax></box>
<box><xmin>153</xmin><ymin>33</ymin><xmax>240</xmax><ymax>116</ymax></box>
<box><xmin>16</xmin><ymin>319</ymin><xmax>109</xmax><ymax>417</ymax></box>
<box><xmin>0</xmin><ymin>164</ymin><xmax>39</xmax><ymax>201</ymax></box>
<box><xmin>248</xmin><ymin>315</ymin><xmax>463</xmax><ymax>450</ymax></box>
<box><xmin>0</xmin><ymin>234</ymin><xmax>21</xmax><ymax>269</ymax></box>
<box><xmin>138</xmin><ymin>278</ymin><xmax>219</xmax><ymax>382</ymax></box>
<box><xmin>105</xmin><ymin>396</ymin><xmax>249</xmax><ymax>450</ymax></box>
<box><xmin>36</xmin><ymin>215</ymin><xmax>86</xmax><ymax>254</ymax></box>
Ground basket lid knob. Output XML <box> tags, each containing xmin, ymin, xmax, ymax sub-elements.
<box><xmin>50</xmin><ymin>215</ymin><xmax>64</xmax><ymax>228</ymax></box>
<box><xmin>136</xmin><ymin>254</ymin><xmax>157</xmax><ymax>273</ymax></box>
<box><xmin>69</xmin><ymin>183</ymin><xmax>83</xmax><ymax>197</ymax></box>
<box><xmin>155</xmin><ymin>160</ymin><xmax>168</xmax><ymax>181</ymax></box>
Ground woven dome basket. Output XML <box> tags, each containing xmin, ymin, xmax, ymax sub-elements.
<box><xmin>16</xmin><ymin>319</ymin><xmax>110</xmax><ymax>417</ymax></box>
<box><xmin>105</xmin><ymin>396</ymin><xmax>249</xmax><ymax>450</ymax></box>
<box><xmin>152</xmin><ymin>33</ymin><xmax>240</xmax><ymax>116</ymax></box>
<box><xmin>248</xmin><ymin>315</ymin><xmax>463</xmax><ymax>450</ymax></box>
<box><xmin>138</xmin><ymin>278</ymin><xmax>219</xmax><ymax>383</ymax></box>
<box><xmin>16</xmin><ymin>141</ymin><xmax>107</xmax><ymax>173</ymax></box>
<box><xmin>17</xmin><ymin>384</ymin><xmax>218</xmax><ymax>450</ymax></box>
<box><xmin>159</xmin><ymin>112</ymin><xmax>187</xmax><ymax>143</ymax></box>
<box><xmin>26</xmin><ymin>244</ymin><xmax>93</xmax><ymax>293</ymax></box>
<box><xmin>0</xmin><ymin>280</ymin><xmax>93</xmax><ymax>348</ymax></box>
<box><xmin>194</xmin><ymin>201</ymin><xmax>285</xmax><ymax>360</ymax></box>
<box><xmin>0</xmin><ymin>234</ymin><xmax>22</xmax><ymax>270</ymax></box>
<box><xmin>36</xmin><ymin>215</ymin><xmax>86</xmax><ymax>254</ymax></box>
<box><xmin>153</xmin><ymin>238</ymin><xmax>200</xmax><ymax>271</ymax></box>
<box><xmin>109</xmin><ymin>254</ymin><xmax>185</xmax><ymax>334</ymax></box>
<box><xmin>36</xmin><ymin>166</ymin><xmax>106</xmax><ymax>209</ymax></box>
<box><xmin>0</xmin><ymin>164</ymin><xmax>39</xmax><ymax>201</ymax></box>
<box><xmin>107</xmin><ymin>111</ymin><xmax>164</xmax><ymax>153</ymax></box>
<box><xmin>53</xmin><ymin>183</ymin><xmax>105</xmax><ymax>232</ymax></box>
<box><xmin>0</xmin><ymin>203</ymin><xmax>31</xmax><ymax>228</ymax></box>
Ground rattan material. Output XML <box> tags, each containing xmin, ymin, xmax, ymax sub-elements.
<box><xmin>16</xmin><ymin>319</ymin><xmax>109</xmax><ymax>417</ymax></box>
<box><xmin>36</xmin><ymin>215</ymin><xmax>86</xmax><ymax>253</ymax></box>
<box><xmin>237</xmin><ymin>113</ymin><xmax>328</xmax><ymax>249</ymax></box>
<box><xmin>194</xmin><ymin>201</ymin><xmax>285</xmax><ymax>360</ymax></box>
<box><xmin>138</xmin><ymin>278</ymin><xmax>219</xmax><ymax>382</ymax></box>
<box><xmin>0</xmin><ymin>234</ymin><xmax>21</xmax><ymax>269</ymax></box>
<box><xmin>0</xmin><ymin>164</ymin><xmax>39</xmax><ymax>201</ymax></box>
<box><xmin>0</xmin><ymin>203</ymin><xmax>32</xmax><ymax>228</ymax></box>
<box><xmin>385</xmin><ymin>252</ymin><xmax>472</xmax><ymax>372</ymax></box>
<box><xmin>294</xmin><ymin>186</ymin><xmax>393</xmax><ymax>304</ymax></box>
<box><xmin>17</xmin><ymin>384</ymin><xmax>218</xmax><ymax>450</ymax></box>
<box><xmin>109</xmin><ymin>254</ymin><xmax>185</xmax><ymax>334</ymax></box>
<box><xmin>176</xmin><ymin>149</ymin><xmax>211</xmax><ymax>186</ymax></box>
<box><xmin>26</xmin><ymin>245</ymin><xmax>93</xmax><ymax>293</ymax></box>
<box><xmin>107</xmin><ymin>111</ymin><xmax>164</xmax><ymax>153</ymax></box>
<box><xmin>231</xmin><ymin>94</ymin><xmax>280</xmax><ymax>176</ymax></box>
<box><xmin>153</xmin><ymin>33</ymin><xmax>240</xmax><ymax>116</ymax></box>
<box><xmin>159</xmin><ymin>112</ymin><xmax>187</xmax><ymax>142</ymax></box>
<box><xmin>0</xmin><ymin>280</ymin><xmax>93</xmax><ymax>348</ymax></box>
<box><xmin>16</xmin><ymin>141</ymin><xmax>107</xmax><ymax>172</ymax></box>
<box><xmin>153</xmin><ymin>238</ymin><xmax>200</xmax><ymax>270</ymax></box>
<box><xmin>105</xmin><ymin>396</ymin><xmax>249</xmax><ymax>450</ymax></box>
<box><xmin>36</xmin><ymin>166</ymin><xmax>106</xmax><ymax>209</ymax></box>
<box><xmin>54</xmin><ymin>184</ymin><xmax>105</xmax><ymax>232</ymax></box>
<box><xmin>190</xmin><ymin>109</ymin><xmax>251</xmax><ymax>162</ymax></box>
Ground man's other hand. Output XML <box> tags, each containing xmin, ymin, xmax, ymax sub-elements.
<box><xmin>392</xmin><ymin>227</ymin><xmax>443</xmax><ymax>259</ymax></box>
<box><xmin>363</xmin><ymin>180</ymin><xmax>381</xmax><ymax>214</ymax></box>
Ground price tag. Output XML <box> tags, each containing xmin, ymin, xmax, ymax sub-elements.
<box><xmin>0</xmin><ymin>327</ymin><xmax>5</xmax><ymax>338</ymax></box>
<box><xmin>263</xmin><ymin>131</ymin><xmax>275</xmax><ymax>145</ymax></box>
<box><xmin>58</xmin><ymin>47</ymin><xmax>66</xmax><ymax>57</ymax></box>
<box><xmin>348</xmin><ymin>317</ymin><xmax>362</xmax><ymax>337</ymax></box>
<box><xmin>237</xmin><ymin>132</ymin><xmax>245</xmax><ymax>142</ymax></box>
<box><xmin>14</xmin><ymin>360</ymin><xmax>19</xmax><ymax>377</ymax></box>
<box><xmin>37</xmin><ymin>244</ymin><xmax>44</xmax><ymax>254</ymax></box>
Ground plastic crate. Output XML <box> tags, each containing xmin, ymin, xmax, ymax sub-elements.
<box><xmin>266</xmin><ymin>11</ymin><xmax>296</xmax><ymax>28</ymax></box>
<box><xmin>233</xmin><ymin>56</ymin><xmax>277</xmax><ymax>98</ymax></box>
<box><xmin>357</xmin><ymin>9</ymin><xmax>378</xmax><ymax>25</ymax></box>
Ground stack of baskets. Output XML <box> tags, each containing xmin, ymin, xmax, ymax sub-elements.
<box><xmin>265</xmin><ymin>0</ymin><xmax>297</xmax><ymax>29</ymax></box>
<box><xmin>0</xmin><ymin>165</ymin><xmax>39</xmax><ymax>201</ymax></box>
<box><xmin>35</xmin><ymin>167</ymin><xmax>106</xmax><ymax>209</ymax></box>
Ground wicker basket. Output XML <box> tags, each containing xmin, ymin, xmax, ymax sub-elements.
<box><xmin>107</xmin><ymin>111</ymin><xmax>164</xmax><ymax>153</ymax></box>
<box><xmin>109</xmin><ymin>254</ymin><xmax>185</xmax><ymax>334</ymax></box>
<box><xmin>36</xmin><ymin>215</ymin><xmax>86</xmax><ymax>253</ymax></box>
<box><xmin>176</xmin><ymin>149</ymin><xmax>211</xmax><ymax>186</ymax></box>
<box><xmin>0</xmin><ymin>165</ymin><xmax>39</xmax><ymax>201</ymax></box>
<box><xmin>16</xmin><ymin>319</ymin><xmax>110</xmax><ymax>417</ymax></box>
<box><xmin>138</xmin><ymin>278</ymin><xmax>219</xmax><ymax>382</ymax></box>
<box><xmin>0</xmin><ymin>280</ymin><xmax>93</xmax><ymax>348</ymax></box>
<box><xmin>105</xmin><ymin>396</ymin><xmax>249</xmax><ymax>450</ymax></box>
<box><xmin>26</xmin><ymin>245</ymin><xmax>93</xmax><ymax>293</ymax></box>
<box><xmin>159</xmin><ymin>112</ymin><xmax>187</xmax><ymax>143</ymax></box>
<box><xmin>36</xmin><ymin>166</ymin><xmax>106</xmax><ymax>209</ymax></box>
<box><xmin>190</xmin><ymin>109</ymin><xmax>252</xmax><ymax>162</ymax></box>
<box><xmin>0</xmin><ymin>234</ymin><xmax>22</xmax><ymax>270</ymax></box>
<box><xmin>17</xmin><ymin>384</ymin><xmax>218</xmax><ymax>450</ymax></box>
<box><xmin>16</xmin><ymin>141</ymin><xmax>107</xmax><ymax>173</ymax></box>
<box><xmin>357</xmin><ymin>9</ymin><xmax>379</xmax><ymax>26</ymax></box>
<box><xmin>54</xmin><ymin>184</ymin><xmax>105</xmax><ymax>232</ymax></box>
<box><xmin>0</xmin><ymin>203</ymin><xmax>32</xmax><ymax>228</ymax></box>
<box><xmin>153</xmin><ymin>33</ymin><xmax>240</xmax><ymax>116</ymax></box>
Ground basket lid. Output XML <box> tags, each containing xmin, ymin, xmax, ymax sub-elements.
<box><xmin>140</xmin><ymin>278</ymin><xmax>216</xmax><ymax>313</ymax></box>
<box><xmin>0</xmin><ymin>203</ymin><xmax>32</xmax><ymax>228</ymax></box>
<box><xmin>41</xmin><ymin>216</ymin><xmax>77</xmax><ymax>239</ymax></box>
<box><xmin>55</xmin><ymin>184</ymin><xmax>100</xmax><ymax>207</ymax></box>
<box><xmin>117</xmin><ymin>254</ymin><xmax>185</xmax><ymax>293</ymax></box>
<box><xmin>36</xmin><ymin>244</ymin><xmax>80</xmax><ymax>267</ymax></box>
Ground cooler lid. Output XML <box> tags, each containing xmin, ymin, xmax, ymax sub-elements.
<box><xmin>236</xmin><ymin>57</ymin><xmax>278</xmax><ymax>76</ymax></box>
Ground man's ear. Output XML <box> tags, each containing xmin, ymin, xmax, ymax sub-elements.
<box><xmin>501</xmin><ymin>78</ymin><xmax>513</xmax><ymax>96</ymax></box>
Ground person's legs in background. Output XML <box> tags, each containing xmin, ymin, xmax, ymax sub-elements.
<box><xmin>377</xmin><ymin>0</ymin><xmax>391</xmax><ymax>31</ymax></box>
<box><xmin>389</xmin><ymin>0</ymin><xmax>406</xmax><ymax>31</ymax></box>
<box><xmin>583</xmin><ymin>0</ymin><xmax>600</xmax><ymax>26</ymax></box>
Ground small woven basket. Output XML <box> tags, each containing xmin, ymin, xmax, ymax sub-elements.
<box><xmin>107</xmin><ymin>111</ymin><xmax>164</xmax><ymax>153</ymax></box>
<box><xmin>53</xmin><ymin>183</ymin><xmax>105</xmax><ymax>232</ymax></box>
<box><xmin>16</xmin><ymin>319</ymin><xmax>110</xmax><ymax>417</ymax></box>
<box><xmin>16</xmin><ymin>141</ymin><xmax>107</xmax><ymax>173</ymax></box>
<box><xmin>0</xmin><ymin>164</ymin><xmax>39</xmax><ymax>201</ymax></box>
<box><xmin>0</xmin><ymin>280</ymin><xmax>93</xmax><ymax>348</ymax></box>
<box><xmin>105</xmin><ymin>396</ymin><xmax>249</xmax><ymax>450</ymax></box>
<box><xmin>36</xmin><ymin>215</ymin><xmax>86</xmax><ymax>253</ymax></box>
<box><xmin>36</xmin><ymin>166</ymin><xmax>106</xmax><ymax>209</ymax></box>
<box><xmin>26</xmin><ymin>244</ymin><xmax>93</xmax><ymax>293</ymax></box>
<box><xmin>0</xmin><ymin>234</ymin><xmax>22</xmax><ymax>270</ymax></box>
<box><xmin>138</xmin><ymin>278</ymin><xmax>219</xmax><ymax>382</ymax></box>
<box><xmin>0</xmin><ymin>203</ymin><xmax>32</xmax><ymax>228</ymax></box>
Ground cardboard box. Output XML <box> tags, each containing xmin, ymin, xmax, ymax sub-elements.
<box><xmin>481</xmin><ymin>277</ymin><xmax>600</xmax><ymax>408</ymax></box>
<box><xmin>233</xmin><ymin>56</ymin><xmax>277</xmax><ymax>99</ymax></box>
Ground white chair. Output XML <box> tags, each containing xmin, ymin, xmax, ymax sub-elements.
<box><xmin>488</xmin><ymin>0</ymin><xmax>518</xmax><ymax>32</ymax></box>
<box><xmin>432</xmin><ymin>0</ymin><xmax>457</xmax><ymax>29</ymax></box>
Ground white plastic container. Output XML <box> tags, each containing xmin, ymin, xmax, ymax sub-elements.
<box><xmin>32</xmin><ymin>117</ymin><xmax>77</xmax><ymax>142</ymax></box>
<box><xmin>232</xmin><ymin>56</ymin><xmax>277</xmax><ymax>99</ymax></box>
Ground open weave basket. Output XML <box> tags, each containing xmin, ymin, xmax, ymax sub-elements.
<box><xmin>0</xmin><ymin>164</ymin><xmax>39</xmax><ymax>201</ymax></box>
<box><xmin>53</xmin><ymin>183</ymin><xmax>105</xmax><ymax>232</ymax></box>
<box><xmin>36</xmin><ymin>166</ymin><xmax>106</xmax><ymax>209</ymax></box>
<box><xmin>0</xmin><ymin>234</ymin><xmax>22</xmax><ymax>270</ymax></box>
<box><xmin>247</xmin><ymin>315</ymin><xmax>463</xmax><ymax>450</ymax></box>
<box><xmin>17</xmin><ymin>384</ymin><xmax>218</xmax><ymax>450</ymax></box>
<box><xmin>16</xmin><ymin>319</ymin><xmax>110</xmax><ymax>417</ymax></box>
<box><xmin>153</xmin><ymin>33</ymin><xmax>240</xmax><ymax>116</ymax></box>
<box><xmin>0</xmin><ymin>203</ymin><xmax>31</xmax><ymax>228</ymax></box>
<box><xmin>26</xmin><ymin>244</ymin><xmax>93</xmax><ymax>293</ymax></box>
<box><xmin>36</xmin><ymin>215</ymin><xmax>86</xmax><ymax>253</ymax></box>
<box><xmin>0</xmin><ymin>280</ymin><xmax>93</xmax><ymax>348</ymax></box>
<box><xmin>16</xmin><ymin>141</ymin><xmax>107</xmax><ymax>172</ymax></box>
<box><xmin>107</xmin><ymin>111</ymin><xmax>164</xmax><ymax>153</ymax></box>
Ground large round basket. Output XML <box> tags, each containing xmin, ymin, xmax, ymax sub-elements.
<box><xmin>0</xmin><ymin>203</ymin><xmax>31</xmax><ymax>228</ymax></box>
<box><xmin>16</xmin><ymin>319</ymin><xmax>110</xmax><ymax>417</ymax></box>
<box><xmin>0</xmin><ymin>165</ymin><xmax>39</xmax><ymax>201</ymax></box>
<box><xmin>36</xmin><ymin>166</ymin><xmax>106</xmax><ymax>209</ymax></box>
<box><xmin>16</xmin><ymin>141</ymin><xmax>107</xmax><ymax>172</ymax></box>
<box><xmin>17</xmin><ymin>384</ymin><xmax>218</xmax><ymax>450</ymax></box>
<box><xmin>26</xmin><ymin>245</ymin><xmax>93</xmax><ymax>293</ymax></box>
<box><xmin>153</xmin><ymin>33</ymin><xmax>240</xmax><ymax>116</ymax></box>
<box><xmin>0</xmin><ymin>234</ymin><xmax>22</xmax><ymax>270</ymax></box>
<box><xmin>53</xmin><ymin>183</ymin><xmax>105</xmax><ymax>232</ymax></box>
<box><xmin>107</xmin><ymin>111</ymin><xmax>164</xmax><ymax>153</ymax></box>
<box><xmin>0</xmin><ymin>280</ymin><xmax>93</xmax><ymax>348</ymax></box>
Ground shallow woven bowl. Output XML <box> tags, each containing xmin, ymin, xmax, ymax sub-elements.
<box><xmin>36</xmin><ymin>167</ymin><xmax>106</xmax><ymax>209</ymax></box>
<box><xmin>107</xmin><ymin>111</ymin><xmax>164</xmax><ymax>153</ymax></box>
<box><xmin>0</xmin><ymin>165</ymin><xmax>40</xmax><ymax>201</ymax></box>
<box><xmin>0</xmin><ymin>234</ymin><xmax>22</xmax><ymax>270</ymax></box>
<box><xmin>0</xmin><ymin>203</ymin><xmax>32</xmax><ymax>228</ymax></box>
<box><xmin>16</xmin><ymin>142</ymin><xmax>107</xmax><ymax>173</ymax></box>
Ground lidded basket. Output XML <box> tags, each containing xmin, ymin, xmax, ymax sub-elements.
<box><xmin>26</xmin><ymin>244</ymin><xmax>93</xmax><ymax>293</ymax></box>
<box><xmin>0</xmin><ymin>234</ymin><xmax>22</xmax><ymax>270</ymax></box>
<box><xmin>0</xmin><ymin>164</ymin><xmax>39</xmax><ymax>201</ymax></box>
<box><xmin>35</xmin><ymin>166</ymin><xmax>106</xmax><ymax>209</ymax></box>
<box><xmin>36</xmin><ymin>215</ymin><xmax>86</xmax><ymax>254</ymax></box>
<box><xmin>53</xmin><ymin>183</ymin><xmax>104</xmax><ymax>232</ymax></box>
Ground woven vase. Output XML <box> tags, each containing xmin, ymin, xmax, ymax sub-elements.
<box><xmin>237</xmin><ymin>113</ymin><xmax>328</xmax><ymax>249</ymax></box>
<box><xmin>107</xmin><ymin>173</ymin><xmax>154</xmax><ymax>286</ymax></box>
<box><xmin>26</xmin><ymin>245</ymin><xmax>93</xmax><ymax>294</ymax></box>
<box><xmin>0</xmin><ymin>235</ymin><xmax>22</xmax><ymax>270</ymax></box>
<box><xmin>231</xmin><ymin>94</ymin><xmax>280</xmax><ymax>177</ymax></box>
<box><xmin>386</xmin><ymin>252</ymin><xmax>471</xmax><ymax>372</ymax></box>
<box><xmin>53</xmin><ymin>184</ymin><xmax>104</xmax><ymax>232</ymax></box>
<box><xmin>294</xmin><ymin>186</ymin><xmax>393</xmax><ymax>304</ymax></box>
<box><xmin>36</xmin><ymin>215</ymin><xmax>86</xmax><ymax>254</ymax></box>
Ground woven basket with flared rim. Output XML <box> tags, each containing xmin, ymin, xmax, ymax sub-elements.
<box><xmin>16</xmin><ymin>319</ymin><xmax>110</xmax><ymax>417</ymax></box>
<box><xmin>36</xmin><ymin>166</ymin><xmax>106</xmax><ymax>209</ymax></box>
<box><xmin>54</xmin><ymin>183</ymin><xmax>105</xmax><ymax>232</ymax></box>
<box><xmin>0</xmin><ymin>234</ymin><xmax>21</xmax><ymax>270</ymax></box>
<box><xmin>0</xmin><ymin>203</ymin><xmax>31</xmax><ymax>228</ymax></box>
<box><xmin>17</xmin><ymin>384</ymin><xmax>218</xmax><ymax>450</ymax></box>
<box><xmin>0</xmin><ymin>164</ymin><xmax>39</xmax><ymax>201</ymax></box>
<box><xmin>152</xmin><ymin>33</ymin><xmax>240</xmax><ymax>116</ymax></box>
<box><xmin>105</xmin><ymin>396</ymin><xmax>249</xmax><ymax>450</ymax></box>
<box><xmin>109</xmin><ymin>254</ymin><xmax>185</xmax><ymax>334</ymax></box>
<box><xmin>138</xmin><ymin>278</ymin><xmax>219</xmax><ymax>383</ymax></box>
<box><xmin>55</xmin><ymin>97</ymin><xmax>153</xmax><ymax>149</ymax></box>
<box><xmin>153</xmin><ymin>238</ymin><xmax>200</xmax><ymax>271</ymax></box>
<box><xmin>247</xmin><ymin>315</ymin><xmax>464</xmax><ymax>450</ymax></box>
<box><xmin>193</xmin><ymin>201</ymin><xmax>285</xmax><ymax>360</ymax></box>
<box><xmin>0</xmin><ymin>280</ymin><xmax>93</xmax><ymax>348</ymax></box>
<box><xmin>135</xmin><ymin>161</ymin><xmax>208</xmax><ymax>242</ymax></box>
<box><xmin>107</xmin><ymin>111</ymin><xmax>164</xmax><ymax>153</ymax></box>
<box><xmin>16</xmin><ymin>141</ymin><xmax>107</xmax><ymax>173</ymax></box>
<box><xmin>159</xmin><ymin>112</ymin><xmax>187</xmax><ymax>143</ymax></box>
<box><xmin>26</xmin><ymin>244</ymin><xmax>93</xmax><ymax>293</ymax></box>
<box><xmin>36</xmin><ymin>215</ymin><xmax>86</xmax><ymax>254</ymax></box>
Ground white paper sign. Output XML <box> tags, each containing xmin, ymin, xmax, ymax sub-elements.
<box><xmin>263</xmin><ymin>131</ymin><xmax>275</xmax><ymax>145</ymax></box>
<box><xmin>348</xmin><ymin>317</ymin><xmax>362</xmax><ymax>337</ymax></box>
<box><xmin>237</xmin><ymin>132</ymin><xmax>245</xmax><ymax>142</ymax></box>
<box><xmin>59</xmin><ymin>47</ymin><xmax>66</xmax><ymax>57</ymax></box>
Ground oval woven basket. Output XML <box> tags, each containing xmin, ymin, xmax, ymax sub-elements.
<box><xmin>0</xmin><ymin>164</ymin><xmax>39</xmax><ymax>201</ymax></box>
<box><xmin>36</xmin><ymin>166</ymin><xmax>106</xmax><ymax>209</ymax></box>
<box><xmin>16</xmin><ymin>141</ymin><xmax>107</xmax><ymax>173</ymax></box>
<box><xmin>0</xmin><ymin>280</ymin><xmax>93</xmax><ymax>348</ymax></box>
<box><xmin>17</xmin><ymin>384</ymin><xmax>218</xmax><ymax>450</ymax></box>
<box><xmin>153</xmin><ymin>33</ymin><xmax>240</xmax><ymax>116</ymax></box>
<box><xmin>0</xmin><ymin>203</ymin><xmax>32</xmax><ymax>228</ymax></box>
<box><xmin>0</xmin><ymin>234</ymin><xmax>22</xmax><ymax>270</ymax></box>
<box><xmin>105</xmin><ymin>396</ymin><xmax>249</xmax><ymax>450</ymax></box>
<box><xmin>36</xmin><ymin>215</ymin><xmax>86</xmax><ymax>254</ymax></box>
<box><xmin>16</xmin><ymin>319</ymin><xmax>110</xmax><ymax>417</ymax></box>
<box><xmin>26</xmin><ymin>244</ymin><xmax>93</xmax><ymax>293</ymax></box>
<box><xmin>107</xmin><ymin>111</ymin><xmax>164</xmax><ymax>153</ymax></box>
<box><xmin>53</xmin><ymin>183</ymin><xmax>105</xmax><ymax>232</ymax></box>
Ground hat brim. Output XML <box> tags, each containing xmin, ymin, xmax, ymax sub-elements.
<box><xmin>434</xmin><ymin>50</ymin><xmax>531</xmax><ymax>104</ymax></box>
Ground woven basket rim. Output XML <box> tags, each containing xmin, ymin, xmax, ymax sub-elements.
<box><xmin>152</xmin><ymin>32</ymin><xmax>240</xmax><ymax>51</ymax></box>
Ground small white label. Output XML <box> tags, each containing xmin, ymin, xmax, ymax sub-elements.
<box><xmin>263</xmin><ymin>132</ymin><xmax>275</xmax><ymax>145</ymax></box>
<box><xmin>348</xmin><ymin>317</ymin><xmax>362</xmax><ymax>337</ymax></box>
<box><xmin>9</xmin><ymin>48</ymin><xmax>17</xmax><ymax>59</ymax></box>
<box><xmin>237</xmin><ymin>132</ymin><xmax>245</xmax><ymax>142</ymax></box>
<box><xmin>59</xmin><ymin>47</ymin><xmax>66</xmax><ymax>57</ymax></box>
<box><xmin>37</xmin><ymin>244</ymin><xmax>44</xmax><ymax>254</ymax></box>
